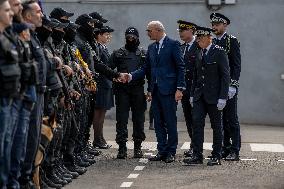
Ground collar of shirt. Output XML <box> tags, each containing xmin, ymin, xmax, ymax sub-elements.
<box><xmin>217</xmin><ymin>32</ymin><xmax>227</xmax><ymax>40</ymax></box>
<box><xmin>204</xmin><ymin>43</ymin><xmax>212</xmax><ymax>55</ymax></box>
<box><xmin>157</xmin><ymin>34</ymin><xmax>166</xmax><ymax>49</ymax></box>
<box><xmin>186</xmin><ymin>36</ymin><xmax>196</xmax><ymax>47</ymax></box>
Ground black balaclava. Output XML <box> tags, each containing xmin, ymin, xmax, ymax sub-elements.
<box><xmin>125</xmin><ymin>37</ymin><xmax>140</xmax><ymax>52</ymax></box>
<box><xmin>36</xmin><ymin>26</ymin><xmax>52</xmax><ymax>45</ymax></box>
<box><xmin>78</xmin><ymin>22</ymin><xmax>95</xmax><ymax>43</ymax></box>
<box><xmin>51</xmin><ymin>29</ymin><xmax>65</xmax><ymax>45</ymax></box>
<box><xmin>64</xmin><ymin>28</ymin><xmax>77</xmax><ymax>44</ymax></box>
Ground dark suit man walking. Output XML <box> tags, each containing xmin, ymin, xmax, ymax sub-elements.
<box><xmin>127</xmin><ymin>21</ymin><xmax>185</xmax><ymax>163</ymax></box>
<box><xmin>183</xmin><ymin>26</ymin><xmax>230</xmax><ymax>166</ymax></box>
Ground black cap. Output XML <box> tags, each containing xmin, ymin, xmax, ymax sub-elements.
<box><xmin>195</xmin><ymin>26</ymin><xmax>214</xmax><ymax>36</ymax></box>
<box><xmin>50</xmin><ymin>18</ymin><xmax>69</xmax><ymax>29</ymax></box>
<box><xmin>75</xmin><ymin>14</ymin><xmax>98</xmax><ymax>26</ymax></box>
<box><xmin>100</xmin><ymin>26</ymin><xmax>114</xmax><ymax>33</ymax></box>
<box><xmin>50</xmin><ymin>7</ymin><xmax>74</xmax><ymax>20</ymax></box>
<box><xmin>125</xmin><ymin>27</ymin><xmax>139</xmax><ymax>38</ymax></box>
<box><xmin>89</xmin><ymin>12</ymin><xmax>108</xmax><ymax>23</ymax></box>
<box><xmin>13</xmin><ymin>23</ymin><xmax>33</xmax><ymax>34</ymax></box>
<box><xmin>177</xmin><ymin>20</ymin><xmax>197</xmax><ymax>31</ymax></box>
<box><xmin>42</xmin><ymin>15</ymin><xmax>60</xmax><ymax>29</ymax></box>
<box><xmin>210</xmin><ymin>13</ymin><xmax>230</xmax><ymax>25</ymax></box>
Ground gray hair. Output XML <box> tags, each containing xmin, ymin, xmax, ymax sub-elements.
<box><xmin>147</xmin><ymin>20</ymin><xmax>165</xmax><ymax>32</ymax></box>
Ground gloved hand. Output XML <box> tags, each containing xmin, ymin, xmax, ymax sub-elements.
<box><xmin>190</xmin><ymin>97</ymin><xmax>193</xmax><ymax>107</ymax></box>
<box><xmin>217</xmin><ymin>99</ymin><xmax>226</xmax><ymax>110</ymax></box>
<box><xmin>228</xmin><ymin>86</ymin><xmax>237</xmax><ymax>99</ymax></box>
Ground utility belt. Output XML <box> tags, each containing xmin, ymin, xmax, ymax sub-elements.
<box><xmin>0</xmin><ymin>63</ymin><xmax>21</xmax><ymax>95</ymax></box>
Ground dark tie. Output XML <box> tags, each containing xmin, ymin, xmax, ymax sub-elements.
<box><xmin>155</xmin><ymin>42</ymin><xmax>160</xmax><ymax>55</ymax></box>
<box><xmin>183</xmin><ymin>43</ymin><xmax>189</xmax><ymax>56</ymax></box>
<box><xmin>203</xmin><ymin>48</ymin><xmax>207</xmax><ymax>56</ymax></box>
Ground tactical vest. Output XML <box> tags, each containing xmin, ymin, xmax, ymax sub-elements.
<box><xmin>114</xmin><ymin>47</ymin><xmax>146</xmax><ymax>87</ymax></box>
<box><xmin>0</xmin><ymin>32</ymin><xmax>21</xmax><ymax>97</ymax></box>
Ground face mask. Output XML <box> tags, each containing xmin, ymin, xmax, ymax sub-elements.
<box><xmin>35</xmin><ymin>26</ymin><xmax>52</xmax><ymax>43</ymax></box>
<box><xmin>125</xmin><ymin>38</ymin><xmax>140</xmax><ymax>51</ymax></box>
<box><xmin>51</xmin><ymin>29</ymin><xmax>65</xmax><ymax>44</ymax></box>
<box><xmin>64</xmin><ymin>28</ymin><xmax>77</xmax><ymax>43</ymax></box>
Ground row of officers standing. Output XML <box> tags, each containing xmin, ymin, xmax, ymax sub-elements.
<box><xmin>0</xmin><ymin>0</ymin><xmax>241</xmax><ymax>189</ymax></box>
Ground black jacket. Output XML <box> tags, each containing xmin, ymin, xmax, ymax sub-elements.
<box><xmin>181</xmin><ymin>41</ymin><xmax>200</xmax><ymax>97</ymax></box>
<box><xmin>213</xmin><ymin>33</ymin><xmax>241</xmax><ymax>88</ymax></box>
<box><xmin>191</xmin><ymin>44</ymin><xmax>230</xmax><ymax>104</ymax></box>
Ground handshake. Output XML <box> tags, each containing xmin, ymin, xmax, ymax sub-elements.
<box><xmin>113</xmin><ymin>73</ymin><xmax>132</xmax><ymax>83</ymax></box>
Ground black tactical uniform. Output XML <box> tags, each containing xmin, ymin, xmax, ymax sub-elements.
<box><xmin>211</xmin><ymin>13</ymin><xmax>241</xmax><ymax>160</ymax></box>
<box><xmin>109</xmin><ymin>27</ymin><xmax>147</xmax><ymax>159</ymax></box>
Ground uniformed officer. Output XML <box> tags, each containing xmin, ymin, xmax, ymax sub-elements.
<box><xmin>0</xmin><ymin>1</ymin><xmax>21</xmax><ymax>187</ymax></box>
<box><xmin>92</xmin><ymin>25</ymin><xmax>114</xmax><ymax>149</ymax></box>
<box><xmin>210</xmin><ymin>13</ymin><xmax>241</xmax><ymax>161</ymax></box>
<box><xmin>183</xmin><ymin>26</ymin><xmax>230</xmax><ymax>166</ymax></box>
<box><xmin>20</xmin><ymin>1</ymin><xmax>47</xmax><ymax>188</ymax></box>
<box><xmin>109</xmin><ymin>27</ymin><xmax>147</xmax><ymax>159</ymax></box>
<box><xmin>177</xmin><ymin>20</ymin><xmax>200</xmax><ymax>158</ymax></box>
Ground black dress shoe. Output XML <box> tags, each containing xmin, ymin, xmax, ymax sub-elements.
<box><xmin>224</xmin><ymin>152</ymin><xmax>240</xmax><ymax>161</ymax></box>
<box><xmin>207</xmin><ymin>158</ymin><xmax>221</xmax><ymax>166</ymax></box>
<box><xmin>164</xmin><ymin>155</ymin><xmax>175</xmax><ymax>163</ymax></box>
<box><xmin>183</xmin><ymin>156</ymin><xmax>203</xmax><ymax>165</ymax></box>
<box><xmin>221</xmin><ymin>149</ymin><xmax>231</xmax><ymax>159</ymax></box>
<box><xmin>149</xmin><ymin>154</ymin><xmax>166</xmax><ymax>161</ymax></box>
<box><xmin>184</xmin><ymin>149</ymin><xmax>193</xmax><ymax>157</ymax></box>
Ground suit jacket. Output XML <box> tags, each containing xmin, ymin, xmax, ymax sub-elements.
<box><xmin>181</xmin><ymin>41</ymin><xmax>200</xmax><ymax>97</ymax></box>
<box><xmin>213</xmin><ymin>33</ymin><xmax>241</xmax><ymax>88</ymax></box>
<box><xmin>191</xmin><ymin>44</ymin><xmax>230</xmax><ymax>104</ymax></box>
<box><xmin>96</xmin><ymin>43</ymin><xmax>112</xmax><ymax>89</ymax></box>
<box><xmin>132</xmin><ymin>36</ymin><xmax>185</xmax><ymax>95</ymax></box>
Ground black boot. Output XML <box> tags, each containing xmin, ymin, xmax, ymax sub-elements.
<box><xmin>117</xmin><ymin>143</ymin><xmax>127</xmax><ymax>159</ymax></box>
<box><xmin>134</xmin><ymin>141</ymin><xmax>143</xmax><ymax>158</ymax></box>
<box><xmin>64</xmin><ymin>154</ymin><xmax>87</xmax><ymax>175</ymax></box>
<box><xmin>40</xmin><ymin>167</ymin><xmax>63</xmax><ymax>189</ymax></box>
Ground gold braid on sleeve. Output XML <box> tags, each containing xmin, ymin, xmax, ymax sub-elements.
<box><xmin>74</xmin><ymin>49</ymin><xmax>97</xmax><ymax>92</ymax></box>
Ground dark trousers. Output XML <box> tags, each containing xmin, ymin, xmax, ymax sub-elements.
<box><xmin>20</xmin><ymin>93</ymin><xmax>44</xmax><ymax>182</ymax></box>
<box><xmin>0</xmin><ymin>98</ymin><xmax>13</xmax><ymax>188</ymax></box>
<box><xmin>192</xmin><ymin>97</ymin><xmax>223</xmax><ymax>159</ymax></box>
<box><xmin>151</xmin><ymin>86</ymin><xmax>178</xmax><ymax>156</ymax></box>
<box><xmin>115</xmin><ymin>86</ymin><xmax>146</xmax><ymax>144</ymax></box>
<box><xmin>181</xmin><ymin>94</ymin><xmax>193</xmax><ymax>148</ymax></box>
<box><xmin>8</xmin><ymin>100</ymin><xmax>33</xmax><ymax>189</ymax></box>
<box><xmin>223</xmin><ymin>95</ymin><xmax>241</xmax><ymax>154</ymax></box>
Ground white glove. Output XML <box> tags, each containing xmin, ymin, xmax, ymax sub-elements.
<box><xmin>228</xmin><ymin>86</ymin><xmax>237</xmax><ymax>99</ymax></box>
<box><xmin>217</xmin><ymin>99</ymin><xmax>226</xmax><ymax>111</ymax></box>
<box><xmin>190</xmin><ymin>97</ymin><xmax>193</xmax><ymax>107</ymax></box>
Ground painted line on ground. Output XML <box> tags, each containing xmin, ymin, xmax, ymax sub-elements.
<box><xmin>127</xmin><ymin>174</ymin><xmax>139</xmax><ymax>179</ymax></box>
<box><xmin>250</xmin><ymin>143</ymin><xmax>284</xmax><ymax>152</ymax></box>
<box><xmin>278</xmin><ymin>160</ymin><xmax>284</xmax><ymax>162</ymax></box>
<box><xmin>134</xmin><ymin>166</ymin><xmax>145</xmax><ymax>171</ymax></box>
<box><xmin>120</xmin><ymin>182</ymin><xmax>133</xmax><ymax>188</ymax></box>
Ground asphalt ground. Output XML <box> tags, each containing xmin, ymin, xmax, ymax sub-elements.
<box><xmin>65</xmin><ymin>120</ymin><xmax>284</xmax><ymax>189</ymax></box>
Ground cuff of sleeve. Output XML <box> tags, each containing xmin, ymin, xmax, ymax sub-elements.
<box><xmin>230</xmin><ymin>79</ymin><xmax>239</xmax><ymax>88</ymax></box>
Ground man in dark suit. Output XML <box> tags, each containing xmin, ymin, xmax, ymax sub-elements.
<box><xmin>126</xmin><ymin>20</ymin><xmax>185</xmax><ymax>163</ymax></box>
<box><xmin>183</xmin><ymin>26</ymin><xmax>230</xmax><ymax>166</ymax></box>
<box><xmin>177</xmin><ymin>20</ymin><xmax>201</xmax><ymax>158</ymax></box>
<box><xmin>210</xmin><ymin>13</ymin><xmax>241</xmax><ymax>161</ymax></box>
